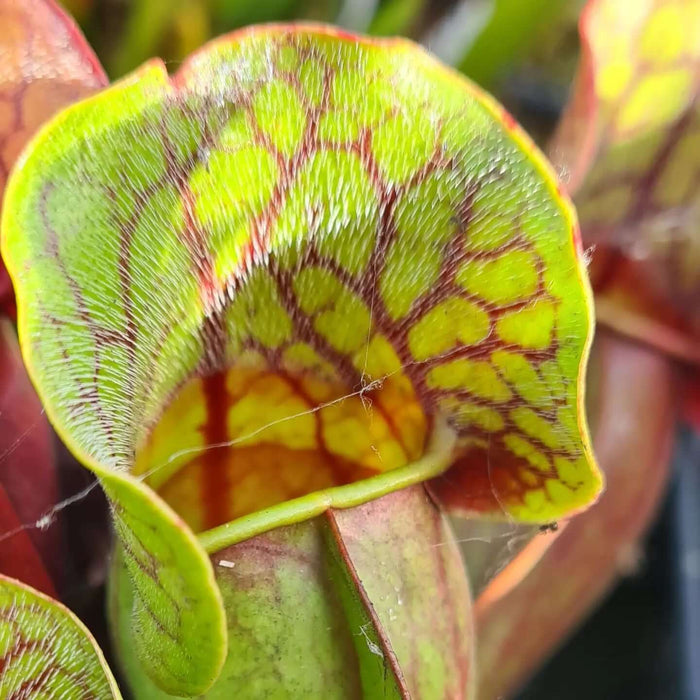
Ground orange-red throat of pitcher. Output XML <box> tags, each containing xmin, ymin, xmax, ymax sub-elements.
<box><xmin>133</xmin><ymin>364</ymin><xmax>428</xmax><ymax>533</ymax></box>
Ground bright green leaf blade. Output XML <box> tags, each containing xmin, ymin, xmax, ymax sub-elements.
<box><xmin>0</xmin><ymin>574</ymin><xmax>121</xmax><ymax>699</ymax></box>
<box><xmin>100</xmin><ymin>470</ymin><xmax>227</xmax><ymax>695</ymax></box>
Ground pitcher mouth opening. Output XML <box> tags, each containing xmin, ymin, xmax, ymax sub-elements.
<box><xmin>132</xmin><ymin>360</ymin><xmax>455</xmax><ymax>548</ymax></box>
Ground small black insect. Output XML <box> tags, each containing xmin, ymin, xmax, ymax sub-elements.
<box><xmin>539</xmin><ymin>522</ymin><xmax>559</xmax><ymax>533</ymax></box>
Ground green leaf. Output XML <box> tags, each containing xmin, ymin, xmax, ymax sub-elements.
<box><xmin>110</xmin><ymin>486</ymin><xmax>474</xmax><ymax>698</ymax></box>
<box><xmin>101</xmin><ymin>471</ymin><xmax>227</xmax><ymax>695</ymax></box>
<box><xmin>110</xmin><ymin>520</ymin><xmax>363</xmax><ymax>700</ymax></box>
<box><xmin>0</xmin><ymin>574</ymin><xmax>122</xmax><ymax>699</ymax></box>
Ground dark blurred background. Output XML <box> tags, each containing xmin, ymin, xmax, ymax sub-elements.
<box><xmin>519</xmin><ymin>428</ymin><xmax>699</xmax><ymax>700</ymax></box>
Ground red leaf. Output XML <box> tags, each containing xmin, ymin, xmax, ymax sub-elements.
<box><xmin>681</xmin><ymin>367</ymin><xmax>700</xmax><ymax>432</ymax></box>
<box><xmin>0</xmin><ymin>319</ymin><xmax>62</xmax><ymax>591</ymax></box>
<box><xmin>0</xmin><ymin>486</ymin><xmax>56</xmax><ymax>597</ymax></box>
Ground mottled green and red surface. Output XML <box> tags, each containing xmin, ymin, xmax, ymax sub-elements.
<box><xmin>2</xmin><ymin>24</ymin><xmax>598</xmax><ymax>696</ymax></box>
<box><xmin>0</xmin><ymin>574</ymin><xmax>121</xmax><ymax>698</ymax></box>
<box><xmin>551</xmin><ymin>0</ymin><xmax>700</xmax><ymax>362</ymax></box>
<box><xmin>4</xmin><ymin>26</ymin><xmax>597</xmax><ymax>524</ymax></box>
